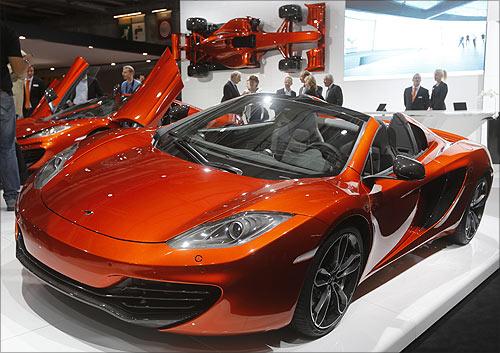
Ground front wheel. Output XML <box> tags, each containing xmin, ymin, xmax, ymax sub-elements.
<box><xmin>450</xmin><ymin>177</ymin><xmax>489</xmax><ymax>245</ymax></box>
<box><xmin>279</xmin><ymin>57</ymin><xmax>302</xmax><ymax>73</ymax></box>
<box><xmin>279</xmin><ymin>4</ymin><xmax>303</xmax><ymax>22</ymax></box>
<box><xmin>291</xmin><ymin>227</ymin><xmax>364</xmax><ymax>337</ymax></box>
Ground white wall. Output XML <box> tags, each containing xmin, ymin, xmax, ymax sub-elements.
<box><xmin>180</xmin><ymin>0</ymin><xmax>497</xmax><ymax>112</ymax></box>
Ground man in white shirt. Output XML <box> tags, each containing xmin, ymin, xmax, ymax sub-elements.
<box><xmin>68</xmin><ymin>73</ymin><xmax>104</xmax><ymax>106</ymax></box>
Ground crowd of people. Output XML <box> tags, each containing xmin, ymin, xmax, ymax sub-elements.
<box><xmin>222</xmin><ymin>68</ymin><xmax>448</xmax><ymax>112</ymax></box>
<box><xmin>221</xmin><ymin>69</ymin><xmax>344</xmax><ymax>106</ymax></box>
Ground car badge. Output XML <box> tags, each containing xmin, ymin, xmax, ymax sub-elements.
<box><xmin>83</xmin><ymin>210</ymin><xmax>94</xmax><ymax>216</ymax></box>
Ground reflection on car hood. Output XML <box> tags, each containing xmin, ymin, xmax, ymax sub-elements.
<box><xmin>16</xmin><ymin>117</ymin><xmax>66</xmax><ymax>138</ymax></box>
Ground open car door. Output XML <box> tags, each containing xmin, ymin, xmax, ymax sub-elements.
<box><xmin>110</xmin><ymin>48</ymin><xmax>183</xmax><ymax>127</ymax></box>
<box><xmin>30</xmin><ymin>57</ymin><xmax>89</xmax><ymax>119</ymax></box>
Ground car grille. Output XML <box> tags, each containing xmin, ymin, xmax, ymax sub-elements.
<box><xmin>16</xmin><ymin>233</ymin><xmax>221</xmax><ymax>328</ymax></box>
<box><xmin>21</xmin><ymin>148</ymin><xmax>45</xmax><ymax>167</ymax></box>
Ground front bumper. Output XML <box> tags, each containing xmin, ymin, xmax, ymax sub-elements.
<box><xmin>16</xmin><ymin>233</ymin><xmax>221</xmax><ymax>328</ymax></box>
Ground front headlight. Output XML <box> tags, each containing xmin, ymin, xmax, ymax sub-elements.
<box><xmin>30</xmin><ymin>125</ymin><xmax>71</xmax><ymax>138</ymax></box>
<box><xmin>167</xmin><ymin>212</ymin><xmax>292</xmax><ymax>249</ymax></box>
<box><xmin>34</xmin><ymin>143</ymin><xmax>78</xmax><ymax>189</ymax></box>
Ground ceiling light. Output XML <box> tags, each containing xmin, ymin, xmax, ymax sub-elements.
<box><xmin>142</xmin><ymin>52</ymin><xmax>148</xmax><ymax>56</ymax></box>
<box><xmin>50</xmin><ymin>67</ymin><xmax>55</xmax><ymax>71</ymax></box>
<box><xmin>113</xmin><ymin>12</ymin><xmax>142</xmax><ymax>19</ymax></box>
<box><xmin>88</xmin><ymin>45</ymin><xmax>93</xmax><ymax>49</ymax></box>
<box><xmin>111</xmin><ymin>62</ymin><xmax>116</xmax><ymax>66</ymax></box>
<box><xmin>19</xmin><ymin>35</ymin><xmax>26</xmax><ymax>40</ymax></box>
<box><xmin>152</xmin><ymin>8</ymin><xmax>168</xmax><ymax>13</ymax></box>
<box><xmin>146</xmin><ymin>59</ymin><xmax>151</xmax><ymax>63</ymax></box>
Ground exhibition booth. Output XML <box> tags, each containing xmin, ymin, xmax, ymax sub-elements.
<box><xmin>1</xmin><ymin>1</ymin><xmax>499</xmax><ymax>352</ymax></box>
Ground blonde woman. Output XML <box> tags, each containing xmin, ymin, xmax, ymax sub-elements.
<box><xmin>303</xmin><ymin>75</ymin><xmax>323</xmax><ymax>99</ymax></box>
<box><xmin>430</xmin><ymin>69</ymin><xmax>448</xmax><ymax>110</ymax></box>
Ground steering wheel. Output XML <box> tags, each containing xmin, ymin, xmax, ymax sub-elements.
<box><xmin>305</xmin><ymin>142</ymin><xmax>345</xmax><ymax>171</ymax></box>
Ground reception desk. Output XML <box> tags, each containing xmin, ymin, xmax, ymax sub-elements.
<box><xmin>365</xmin><ymin>110</ymin><xmax>496</xmax><ymax>145</ymax></box>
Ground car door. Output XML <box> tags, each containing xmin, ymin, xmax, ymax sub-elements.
<box><xmin>360</xmin><ymin>114</ymin><xmax>442</xmax><ymax>274</ymax></box>
<box><xmin>30</xmin><ymin>57</ymin><xmax>89</xmax><ymax>119</ymax></box>
<box><xmin>111</xmin><ymin>48</ymin><xmax>183</xmax><ymax>128</ymax></box>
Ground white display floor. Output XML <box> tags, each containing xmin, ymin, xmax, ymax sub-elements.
<box><xmin>1</xmin><ymin>169</ymin><xmax>498</xmax><ymax>352</ymax></box>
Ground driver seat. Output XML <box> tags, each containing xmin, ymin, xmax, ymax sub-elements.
<box><xmin>281</xmin><ymin>129</ymin><xmax>329</xmax><ymax>172</ymax></box>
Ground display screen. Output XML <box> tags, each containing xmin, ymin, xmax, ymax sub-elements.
<box><xmin>344</xmin><ymin>0</ymin><xmax>487</xmax><ymax>79</ymax></box>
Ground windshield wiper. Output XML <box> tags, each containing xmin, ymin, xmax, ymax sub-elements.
<box><xmin>171</xmin><ymin>135</ymin><xmax>242</xmax><ymax>175</ymax></box>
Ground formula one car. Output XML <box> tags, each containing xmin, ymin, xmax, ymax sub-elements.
<box><xmin>16</xmin><ymin>93</ymin><xmax>492</xmax><ymax>337</ymax></box>
<box><xmin>172</xmin><ymin>3</ymin><xmax>325</xmax><ymax>77</ymax></box>
<box><xmin>16</xmin><ymin>50</ymin><xmax>198</xmax><ymax>172</ymax></box>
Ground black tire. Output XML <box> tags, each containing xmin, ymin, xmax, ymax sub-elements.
<box><xmin>291</xmin><ymin>226</ymin><xmax>364</xmax><ymax>337</ymax></box>
<box><xmin>187</xmin><ymin>64</ymin><xmax>209</xmax><ymax>78</ymax></box>
<box><xmin>450</xmin><ymin>177</ymin><xmax>489</xmax><ymax>245</ymax></box>
<box><xmin>186</xmin><ymin>17</ymin><xmax>207</xmax><ymax>33</ymax></box>
<box><xmin>279</xmin><ymin>4</ymin><xmax>303</xmax><ymax>22</ymax></box>
<box><xmin>279</xmin><ymin>56</ymin><xmax>302</xmax><ymax>72</ymax></box>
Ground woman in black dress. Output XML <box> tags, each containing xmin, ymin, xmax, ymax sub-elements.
<box><xmin>430</xmin><ymin>69</ymin><xmax>448</xmax><ymax>110</ymax></box>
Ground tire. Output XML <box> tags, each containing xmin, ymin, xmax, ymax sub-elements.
<box><xmin>279</xmin><ymin>4</ymin><xmax>303</xmax><ymax>22</ymax></box>
<box><xmin>450</xmin><ymin>177</ymin><xmax>489</xmax><ymax>245</ymax></box>
<box><xmin>279</xmin><ymin>56</ymin><xmax>302</xmax><ymax>72</ymax></box>
<box><xmin>187</xmin><ymin>64</ymin><xmax>209</xmax><ymax>78</ymax></box>
<box><xmin>291</xmin><ymin>226</ymin><xmax>364</xmax><ymax>337</ymax></box>
<box><xmin>186</xmin><ymin>17</ymin><xmax>207</xmax><ymax>33</ymax></box>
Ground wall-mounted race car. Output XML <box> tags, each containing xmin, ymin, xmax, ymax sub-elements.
<box><xmin>172</xmin><ymin>3</ymin><xmax>325</xmax><ymax>77</ymax></box>
<box><xmin>16</xmin><ymin>50</ymin><xmax>198</xmax><ymax>172</ymax></box>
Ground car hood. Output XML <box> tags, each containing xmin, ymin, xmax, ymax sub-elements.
<box><xmin>16</xmin><ymin>116</ymin><xmax>67</xmax><ymax>138</ymax></box>
<box><xmin>41</xmin><ymin>133</ymin><xmax>282</xmax><ymax>242</ymax></box>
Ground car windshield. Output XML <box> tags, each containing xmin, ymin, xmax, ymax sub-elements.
<box><xmin>42</xmin><ymin>95</ymin><xmax>128</xmax><ymax>122</ymax></box>
<box><xmin>156</xmin><ymin>95</ymin><xmax>366</xmax><ymax>180</ymax></box>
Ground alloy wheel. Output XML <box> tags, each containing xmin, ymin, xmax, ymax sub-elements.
<box><xmin>465</xmin><ymin>178</ymin><xmax>488</xmax><ymax>240</ymax></box>
<box><xmin>310</xmin><ymin>233</ymin><xmax>361</xmax><ymax>329</ymax></box>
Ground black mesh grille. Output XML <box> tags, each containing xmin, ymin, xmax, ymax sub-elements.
<box><xmin>16</xmin><ymin>234</ymin><xmax>221</xmax><ymax>328</ymax></box>
<box><xmin>22</xmin><ymin>148</ymin><xmax>45</xmax><ymax>166</ymax></box>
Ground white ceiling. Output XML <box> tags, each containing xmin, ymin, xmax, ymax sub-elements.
<box><xmin>20</xmin><ymin>38</ymin><xmax>160</xmax><ymax>69</ymax></box>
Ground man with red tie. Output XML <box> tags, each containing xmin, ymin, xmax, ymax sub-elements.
<box><xmin>22</xmin><ymin>65</ymin><xmax>46</xmax><ymax>118</ymax></box>
<box><xmin>404</xmin><ymin>73</ymin><xmax>429</xmax><ymax>111</ymax></box>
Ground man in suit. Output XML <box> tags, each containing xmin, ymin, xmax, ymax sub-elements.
<box><xmin>276</xmin><ymin>75</ymin><xmax>296</xmax><ymax>97</ymax></box>
<box><xmin>298</xmin><ymin>70</ymin><xmax>322</xmax><ymax>96</ymax></box>
<box><xmin>22</xmin><ymin>65</ymin><xmax>46</xmax><ymax>117</ymax></box>
<box><xmin>323</xmin><ymin>74</ymin><xmax>343</xmax><ymax>106</ymax></box>
<box><xmin>69</xmin><ymin>73</ymin><xmax>104</xmax><ymax>105</ymax></box>
<box><xmin>404</xmin><ymin>73</ymin><xmax>430</xmax><ymax>110</ymax></box>
<box><xmin>221</xmin><ymin>71</ymin><xmax>241</xmax><ymax>102</ymax></box>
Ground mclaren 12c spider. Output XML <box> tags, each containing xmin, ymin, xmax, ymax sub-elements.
<box><xmin>16</xmin><ymin>94</ymin><xmax>493</xmax><ymax>337</ymax></box>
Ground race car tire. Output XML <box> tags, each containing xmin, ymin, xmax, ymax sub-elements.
<box><xmin>279</xmin><ymin>4</ymin><xmax>303</xmax><ymax>22</ymax></box>
<box><xmin>279</xmin><ymin>57</ymin><xmax>302</xmax><ymax>73</ymax></box>
<box><xmin>186</xmin><ymin>17</ymin><xmax>207</xmax><ymax>32</ymax></box>
<box><xmin>187</xmin><ymin>64</ymin><xmax>209</xmax><ymax>78</ymax></box>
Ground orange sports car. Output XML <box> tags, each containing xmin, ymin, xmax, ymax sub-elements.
<box><xmin>16</xmin><ymin>94</ymin><xmax>492</xmax><ymax>337</ymax></box>
<box><xmin>16</xmin><ymin>48</ymin><xmax>195</xmax><ymax>172</ymax></box>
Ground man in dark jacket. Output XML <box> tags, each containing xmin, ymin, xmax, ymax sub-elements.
<box><xmin>323</xmin><ymin>74</ymin><xmax>343</xmax><ymax>106</ymax></box>
<box><xmin>404</xmin><ymin>73</ymin><xmax>430</xmax><ymax>110</ymax></box>
<box><xmin>68</xmin><ymin>73</ymin><xmax>104</xmax><ymax>105</ymax></box>
<box><xmin>221</xmin><ymin>71</ymin><xmax>241</xmax><ymax>102</ymax></box>
<box><xmin>276</xmin><ymin>75</ymin><xmax>296</xmax><ymax>97</ymax></box>
<box><xmin>22</xmin><ymin>65</ymin><xmax>46</xmax><ymax>117</ymax></box>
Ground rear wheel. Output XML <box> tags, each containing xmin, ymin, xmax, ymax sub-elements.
<box><xmin>187</xmin><ymin>64</ymin><xmax>209</xmax><ymax>77</ymax></box>
<box><xmin>279</xmin><ymin>4</ymin><xmax>303</xmax><ymax>22</ymax></box>
<box><xmin>450</xmin><ymin>177</ymin><xmax>489</xmax><ymax>245</ymax></box>
<box><xmin>186</xmin><ymin>17</ymin><xmax>207</xmax><ymax>33</ymax></box>
<box><xmin>279</xmin><ymin>56</ymin><xmax>302</xmax><ymax>73</ymax></box>
<box><xmin>291</xmin><ymin>226</ymin><xmax>364</xmax><ymax>337</ymax></box>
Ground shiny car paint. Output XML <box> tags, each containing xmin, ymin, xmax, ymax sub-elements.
<box><xmin>16</xmin><ymin>99</ymin><xmax>493</xmax><ymax>335</ymax></box>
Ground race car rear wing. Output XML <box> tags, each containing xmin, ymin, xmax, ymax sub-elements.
<box><xmin>305</xmin><ymin>2</ymin><xmax>325</xmax><ymax>71</ymax></box>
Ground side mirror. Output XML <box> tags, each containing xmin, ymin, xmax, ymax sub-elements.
<box><xmin>44</xmin><ymin>88</ymin><xmax>58</xmax><ymax>113</ymax></box>
<box><xmin>393</xmin><ymin>155</ymin><xmax>425</xmax><ymax>180</ymax></box>
<box><xmin>161</xmin><ymin>104</ymin><xmax>190</xmax><ymax>126</ymax></box>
